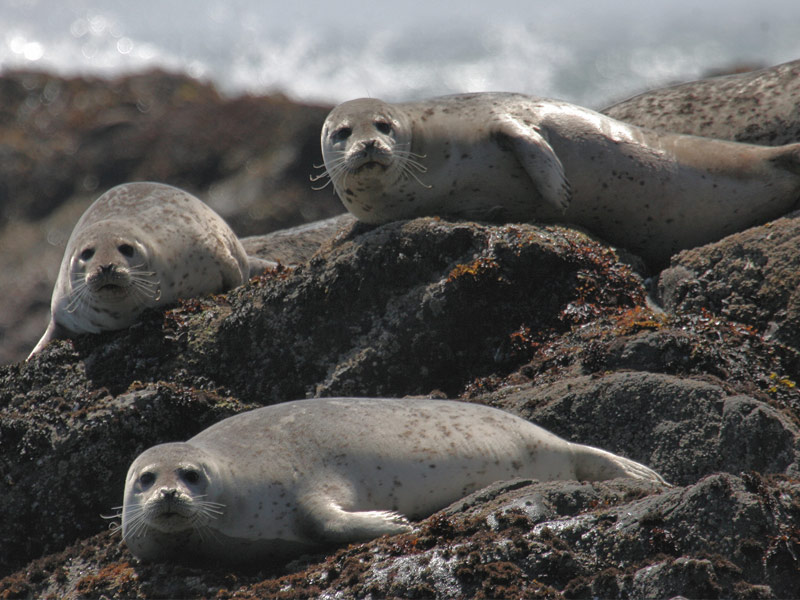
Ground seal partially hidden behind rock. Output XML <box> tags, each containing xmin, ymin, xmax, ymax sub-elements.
<box><xmin>602</xmin><ymin>59</ymin><xmax>800</xmax><ymax>146</ymax></box>
<box><xmin>120</xmin><ymin>397</ymin><xmax>667</xmax><ymax>564</ymax></box>
<box><xmin>28</xmin><ymin>182</ymin><xmax>270</xmax><ymax>358</ymax></box>
<box><xmin>318</xmin><ymin>93</ymin><xmax>800</xmax><ymax>266</ymax></box>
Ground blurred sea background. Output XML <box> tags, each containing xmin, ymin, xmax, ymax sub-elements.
<box><xmin>3</xmin><ymin>0</ymin><xmax>800</xmax><ymax>108</ymax></box>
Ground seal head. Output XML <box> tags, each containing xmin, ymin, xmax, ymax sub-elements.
<box><xmin>55</xmin><ymin>220</ymin><xmax>161</xmax><ymax>336</ymax></box>
<box><xmin>318</xmin><ymin>98</ymin><xmax>421</xmax><ymax>208</ymax></box>
<box><xmin>122</xmin><ymin>443</ymin><xmax>227</xmax><ymax>561</ymax></box>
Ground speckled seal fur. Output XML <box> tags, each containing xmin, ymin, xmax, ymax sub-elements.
<box><xmin>29</xmin><ymin>182</ymin><xmax>256</xmax><ymax>358</ymax></box>
<box><xmin>120</xmin><ymin>397</ymin><xmax>667</xmax><ymax>564</ymax></box>
<box><xmin>603</xmin><ymin>59</ymin><xmax>800</xmax><ymax>146</ymax></box>
<box><xmin>319</xmin><ymin>92</ymin><xmax>800</xmax><ymax>266</ymax></box>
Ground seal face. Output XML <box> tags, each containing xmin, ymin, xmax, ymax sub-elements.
<box><xmin>318</xmin><ymin>93</ymin><xmax>800</xmax><ymax>266</ymax></box>
<box><xmin>29</xmin><ymin>182</ymin><xmax>253</xmax><ymax>358</ymax></box>
<box><xmin>120</xmin><ymin>397</ymin><xmax>667</xmax><ymax>564</ymax></box>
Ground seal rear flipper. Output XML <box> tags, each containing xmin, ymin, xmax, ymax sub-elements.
<box><xmin>572</xmin><ymin>444</ymin><xmax>669</xmax><ymax>486</ymax></box>
<box><xmin>495</xmin><ymin>117</ymin><xmax>572</xmax><ymax>212</ymax></box>
<box><xmin>299</xmin><ymin>494</ymin><xmax>412</xmax><ymax>544</ymax></box>
<box><xmin>246</xmin><ymin>256</ymin><xmax>280</xmax><ymax>278</ymax></box>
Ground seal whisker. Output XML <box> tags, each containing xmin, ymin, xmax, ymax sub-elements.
<box><xmin>310</xmin><ymin>153</ymin><xmax>351</xmax><ymax>191</ymax></box>
<box><xmin>64</xmin><ymin>282</ymin><xmax>89</xmax><ymax>314</ymax></box>
<box><xmin>122</xmin><ymin>512</ymin><xmax>150</xmax><ymax>541</ymax></box>
<box><xmin>398</xmin><ymin>160</ymin><xmax>433</xmax><ymax>189</ymax></box>
<box><xmin>128</xmin><ymin>275</ymin><xmax>162</xmax><ymax>303</ymax></box>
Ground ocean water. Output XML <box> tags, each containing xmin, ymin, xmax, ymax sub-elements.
<box><xmin>2</xmin><ymin>0</ymin><xmax>799</xmax><ymax>108</ymax></box>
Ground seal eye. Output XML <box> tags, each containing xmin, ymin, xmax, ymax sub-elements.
<box><xmin>139</xmin><ymin>472</ymin><xmax>155</xmax><ymax>488</ymax></box>
<box><xmin>375</xmin><ymin>121</ymin><xmax>392</xmax><ymax>135</ymax></box>
<box><xmin>79</xmin><ymin>248</ymin><xmax>95</xmax><ymax>261</ymax></box>
<box><xmin>118</xmin><ymin>244</ymin><xmax>135</xmax><ymax>258</ymax></box>
<box><xmin>182</xmin><ymin>469</ymin><xmax>201</xmax><ymax>485</ymax></box>
<box><xmin>332</xmin><ymin>127</ymin><xmax>352</xmax><ymax>142</ymax></box>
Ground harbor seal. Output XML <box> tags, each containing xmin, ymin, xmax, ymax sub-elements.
<box><xmin>318</xmin><ymin>93</ymin><xmax>800</xmax><ymax>266</ymax></box>
<box><xmin>28</xmin><ymin>182</ymin><xmax>271</xmax><ymax>358</ymax></box>
<box><xmin>602</xmin><ymin>59</ymin><xmax>800</xmax><ymax>146</ymax></box>
<box><xmin>120</xmin><ymin>397</ymin><xmax>667</xmax><ymax>564</ymax></box>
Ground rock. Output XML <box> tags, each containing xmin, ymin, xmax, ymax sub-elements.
<box><xmin>658</xmin><ymin>213</ymin><xmax>800</xmax><ymax>352</ymax></box>
<box><xmin>241</xmin><ymin>213</ymin><xmax>357</xmax><ymax>265</ymax></box>
<box><xmin>1</xmin><ymin>69</ymin><xmax>799</xmax><ymax>599</ymax></box>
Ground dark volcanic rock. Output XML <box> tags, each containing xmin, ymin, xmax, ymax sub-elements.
<box><xmin>32</xmin><ymin>218</ymin><xmax>644</xmax><ymax>403</ymax></box>
<box><xmin>1</xmin><ymin>69</ymin><xmax>799</xmax><ymax>600</ymax></box>
<box><xmin>658</xmin><ymin>212</ymin><xmax>800</xmax><ymax>352</ymax></box>
<box><xmin>1</xmin><ymin>212</ymin><xmax>799</xmax><ymax>598</ymax></box>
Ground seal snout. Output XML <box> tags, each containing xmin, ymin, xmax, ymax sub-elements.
<box><xmin>351</xmin><ymin>139</ymin><xmax>392</xmax><ymax>172</ymax></box>
<box><xmin>87</xmin><ymin>264</ymin><xmax>131</xmax><ymax>295</ymax></box>
<box><xmin>158</xmin><ymin>488</ymin><xmax>184</xmax><ymax>516</ymax></box>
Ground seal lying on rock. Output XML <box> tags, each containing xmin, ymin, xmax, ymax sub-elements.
<box><xmin>318</xmin><ymin>93</ymin><xmax>800</xmax><ymax>266</ymax></box>
<box><xmin>28</xmin><ymin>182</ymin><xmax>273</xmax><ymax>358</ymax></box>
<box><xmin>602</xmin><ymin>59</ymin><xmax>800</xmax><ymax>146</ymax></box>
<box><xmin>120</xmin><ymin>397</ymin><xmax>667</xmax><ymax>563</ymax></box>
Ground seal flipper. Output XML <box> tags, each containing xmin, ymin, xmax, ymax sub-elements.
<box><xmin>299</xmin><ymin>494</ymin><xmax>412</xmax><ymax>544</ymax></box>
<box><xmin>27</xmin><ymin>320</ymin><xmax>69</xmax><ymax>360</ymax></box>
<box><xmin>571</xmin><ymin>443</ymin><xmax>670</xmax><ymax>486</ymax></box>
<box><xmin>246</xmin><ymin>256</ymin><xmax>279</xmax><ymax>278</ymax></box>
<box><xmin>495</xmin><ymin>117</ymin><xmax>572</xmax><ymax>212</ymax></box>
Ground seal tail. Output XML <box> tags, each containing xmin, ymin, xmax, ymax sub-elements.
<box><xmin>572</xmin><ymin>444</ymin><xmax>669</xmax><ymax>486</ymax></box>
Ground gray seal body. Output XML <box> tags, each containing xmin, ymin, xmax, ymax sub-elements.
<box><xmin>121</xmin><ymin>397</ymin><xmax>666</xmax><ymax>564</ymax></box>
<box><xmin>29</xmin><ymin>182</ymin><xmax>259</xmax><ymax>358</ymax></box>
<box><xmin>320</xmin><ymin>93</ymin><xmax>800</xmax><ymax>266</ymax></box>
<box><xmin>603</xmin><ymin>59</ymin><xmax>800</xmax><ymax>146</ymax></box>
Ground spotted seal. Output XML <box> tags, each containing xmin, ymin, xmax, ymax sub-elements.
<box><xmin>602</xmin><ymin>59</ymin><xmax>800</xmax><ymax>146</ymax></box>
<box><xmin>317</xmin><ymin>93</ymin><xmax>800</xmax><ymax>265</ymax></box>
<box><xmin>28</xmin><ymin>182</ymin><xmax>272</xmax><ymax>358</ymax></box>
<box><xmin>120</xmin><ymin>397</ymin><xmax>666</xmax><ymax>563</ymax></box>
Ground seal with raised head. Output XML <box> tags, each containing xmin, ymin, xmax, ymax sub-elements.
<box><xmin>602</xmin><ymin>59</ymin><xmax>800</xmax><ymax>146</ymax></box>
<box><xmin>120</xmin><ymin>397</ymin><xmax>667</xmax><ymax>563</ymax></box>
<box><xmin>28</xmin><ymin>182</ymin><xmax>271</xmax><ymax>358</ymax></box>
<box><xmin>318</xmin><ymin>93</ymin><xmax>800</xmax><ymax>265</ymax></box>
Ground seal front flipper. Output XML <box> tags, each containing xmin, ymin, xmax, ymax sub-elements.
<box><xmin>27</xmin><ymin>320</ymin><xmax>69</xmax><ymax>360</ymax></box>
<box><xmin>494</xmin><ymin>116</ymin><xmax>572</xmax><ymax>212</ymax></box>
<box><xmin>299</xmin><ymin>493</ymin><xmax>412</xmax><ymax>544</ymax></box>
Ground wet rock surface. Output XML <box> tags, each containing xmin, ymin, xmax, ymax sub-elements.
<box><xmin>1</xmin><ymin>69</ymin><xmax>799</xmax><ymax>599</ymax></box>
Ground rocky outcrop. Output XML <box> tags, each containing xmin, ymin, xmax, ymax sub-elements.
<box><xmin>0</xmin><ymin>70</ymin><xmax>798</xmax><ymax>599</ymax></box>
<box><xmin>2</xmin><ymin>212</ymin><xmax>799</xmax><ymax>598</ymax></box>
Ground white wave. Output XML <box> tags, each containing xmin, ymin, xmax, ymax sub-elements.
<box><xmin>1</xmin><ymin>0</ymin><xmax>799</xmax><ymax>107</ymax></box>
